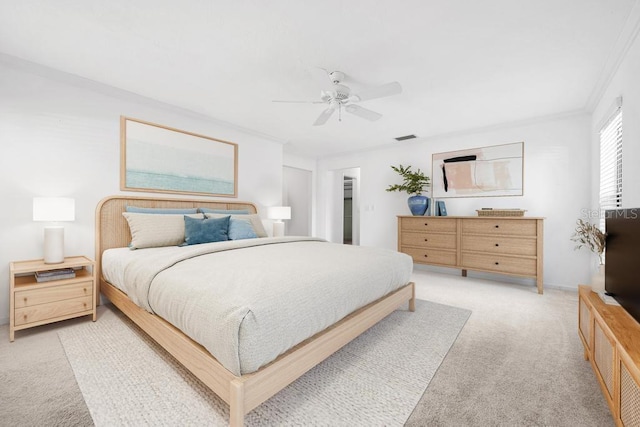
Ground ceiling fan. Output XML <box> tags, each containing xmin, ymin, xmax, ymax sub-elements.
<box><xmin>273</xmin><ymin>70</ymin><xmax>402</xmax><ymax>126</ymax></box>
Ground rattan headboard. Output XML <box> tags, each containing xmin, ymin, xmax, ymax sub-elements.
<box><xmin>95</xmin><ymin>195</ymin><xmax>258</xmax><ymax>288</ymax></box>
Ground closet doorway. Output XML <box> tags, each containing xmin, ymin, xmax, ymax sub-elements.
<box><xmin>340</xmin><ymin>168</ymin><xmax>360</xmax><ymax>245</ymax></box>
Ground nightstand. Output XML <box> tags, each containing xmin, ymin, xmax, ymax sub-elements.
<box><xmin>9</xmin><ymin>256</ymin><xmax>96</xmax><ymax>341</ymax></box>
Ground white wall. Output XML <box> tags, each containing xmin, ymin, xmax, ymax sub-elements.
<box><xmin>317</xmin><ymin>113</ymin><xmax>593</xmax><ymax>289</ymax></box>
<box><xmin>591</xmin><ymin>28</ymin><xmax>640</xmax><ymax>209</ymax></box>
<box><xmin>0</xmin><ymin>56</ymin><xmax>284</xmax><ymax>325</ymax></box>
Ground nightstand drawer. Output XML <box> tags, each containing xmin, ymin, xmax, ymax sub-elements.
<box><xmin>401</xmin><ymin>232</ymin><xmax>456</xmax><ymax>249</ymax></box>
<box><xmin>14</xmin><ymin>295</ymin><xmax>93</xmax><ymax>326</ymax></box>
<box><xmin>14</xmin><ymin>281</ymin><xmax>93</xmax><ymax>308</ymax></box>
<box><xmin>461</xmin><ymin>253</ymin><xmax>537</xmax><ymax>276</ymax></box>
<box><xmin>401</xmin><ymin>247</ymin><xmax>457</xmax><ymax>266</ymax></box>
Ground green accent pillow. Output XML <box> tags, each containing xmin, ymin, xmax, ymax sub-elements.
<box><xmin>183</xmin><ymin>215</ymin><xmax>230</xmax><ymax>245</ymax></box>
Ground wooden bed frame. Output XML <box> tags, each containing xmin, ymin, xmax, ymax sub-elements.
<box><xmin>95</xmin><ymin>195</ymin><xmax>415</xmax><ymax>426</ymax></box>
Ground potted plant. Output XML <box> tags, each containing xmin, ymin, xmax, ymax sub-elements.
<box><xmin>386</xmin><ymin>164</ymin><xmax>431</xmax><ymax>215</ymax></box>
<box><xmin>571</xmin><ymin>218</ymin><xmax>606</xmax><ymax>291</ymax></box>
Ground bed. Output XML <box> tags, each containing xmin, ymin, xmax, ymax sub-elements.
<box><xmin>95</xmin><ymin>195</ymin><xmax>415</xmax><ymax>426</ymax></box>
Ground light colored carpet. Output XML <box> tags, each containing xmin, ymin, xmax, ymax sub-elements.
<box><xmin>0</xmin><ymin>317</ymin><xmax>93</xmax><ymax>427</ymax></box>
<box><xmin>58</xmin><ymin>300</ymin><xmax>470</xmax><ymax>426</ymax></box>
<box><xmin>406</xmin><ymin>269</ymin><xmax>614</xmax><ymax>426</ymax></box>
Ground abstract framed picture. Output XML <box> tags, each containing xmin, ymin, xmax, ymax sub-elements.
<box><xmin>432</xmin><ymin>142</ymin><xmax>523</xmax><ymax>198</ymax></box>
<box><xmin>120</xmin><ymin>117</ymin><xmax>238</xmax><ymax>197</ymax></box>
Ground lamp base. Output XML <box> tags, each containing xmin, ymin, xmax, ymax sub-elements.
<box><xmin>44</xmin><ymin>226</ymin><xmax>65</xmax><ymax>264</ymax></box>
<box><xmin>272</xmin><ymin>221</ymin><xmax>285</xmax><ymax>237</ymax></box>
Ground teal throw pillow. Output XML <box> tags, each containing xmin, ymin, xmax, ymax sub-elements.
<box><xmin>183</xmin><ymin>215</ymin><xmax>230</xmax><ymax>245</ymax></box>
<box><xmin>228</xmin><ymin>217</ymin><xmax>258</xmax><ymax>240</ymax></box>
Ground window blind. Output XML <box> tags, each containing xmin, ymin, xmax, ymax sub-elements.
<box><xmin>599</xmin><ymin>109</ymin><xmax>623</xmax><ymax>230</ymax></box>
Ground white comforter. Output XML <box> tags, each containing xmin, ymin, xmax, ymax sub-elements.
<box><xmin>102</xmin><ymin>237</ymin><xmax>413</xmax><ymax>376</ymax></box>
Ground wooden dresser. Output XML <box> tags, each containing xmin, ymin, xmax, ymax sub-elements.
<box><xmin>397</xmin><ymin>216</ymin><xmax>544</xmax><ymax>293</ymax></box>
<box><xmin>578</xmin><ymin>285</ymin><xmax>640</xmax><ymax>426</ymax></box>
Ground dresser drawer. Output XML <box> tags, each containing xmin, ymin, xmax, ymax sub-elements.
<box><xmin>401</xmin><ymin>217</ymin><xmax>457</xmax><ymax>233</ymax></box>
<box><xmin>14</xmin><ymin>281</ymin><xmax>93</xmax><ymax>308</ymax></box>
<box><xmin>401</xmin><ymin>232</ymin><xmax>456</xmax><ymax>249</ymax></box>
<box><xmin>461</xmin><ymin>253</ymin><xmax>537</xmax><ymax>276</ymax></box>
<box><xmin>14</xmin><ymin>295</ymin><xmax>93</xmax><ymax>326</ymax></box>
<box><xmin>461</xmin><ymin>235</ymin><xmax>536</xmax><ymax>256</ymax></box>
<box><xmin>401</xmin><ymin>247</ymin><xmax>457</xmax><ymax>266</ymax></box>
<box><xmin>462</xmin><ymin>219</ymin><xmax>537</xmax><ymax>236</ymax></box>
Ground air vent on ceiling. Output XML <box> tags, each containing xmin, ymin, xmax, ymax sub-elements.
<box><xmin>394</xmin><ymin>134</ymin><xmax>417</xmax><ymax>141</ymax></box>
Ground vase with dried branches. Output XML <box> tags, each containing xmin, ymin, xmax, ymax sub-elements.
<box><xmin>570</xmin><ymin>219</ymin><xmax>606</xmax><ymax>264</ymax></box>
<box><xmin>571</xmin><ymin>218</ymin><xmax>607</xmax><ymax>291</ymax></box>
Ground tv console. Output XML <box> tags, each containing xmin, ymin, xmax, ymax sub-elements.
<box><xmin>578</xmin><ymin>285</ymin><xmax>640</xmax><ymax>426</ymax></box>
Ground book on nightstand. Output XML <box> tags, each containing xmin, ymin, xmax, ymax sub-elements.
<box><xmin>35</xmin><ymin>268</ymin><xmax>76</xmax><ymax>282</ymax></box>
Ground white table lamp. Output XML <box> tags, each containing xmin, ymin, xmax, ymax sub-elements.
<box><xmin>267</xmin><ymin>206</ymin><xmax>291</xmax><ymax>237</ymax></box>
<box><xmin>33</xmin><ymin>197</ymin><xmax>75</xmax><ymax>264</ymax></box>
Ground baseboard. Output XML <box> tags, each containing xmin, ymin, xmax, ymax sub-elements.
<box><xmin>412</xmin><ymin>264</ymin><xmax>578</xmax><ymax>293</ymax></box>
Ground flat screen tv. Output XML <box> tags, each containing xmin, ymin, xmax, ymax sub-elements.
<box><xmin>605</xmin><ymin>208</ymin><xmax>640</xmax><ymax>324</ymax></box>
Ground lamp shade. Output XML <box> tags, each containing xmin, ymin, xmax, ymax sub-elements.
<box><xmin>267</xmin><ymin>206</ymin><xmax>291</xmax><ymax>220</ymax></box>
<box><xmin>33</xmin><ymin>197</ymin><xmax>75</xmax><ymax>222</ymax></box>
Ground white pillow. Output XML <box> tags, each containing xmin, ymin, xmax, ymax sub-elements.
<box><xmin>122</xmin><ymin>212</ymin><xmax>204</xmax><ymax>249</ymax></box>
<box><xmin>204</xmin><ymin>213</ymin><xmax>267</xmax><ymax>237</ymax></box>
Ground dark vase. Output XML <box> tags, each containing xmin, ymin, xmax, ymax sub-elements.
<box><xmin>407</xmin><ymin>195</ymin><xmax>430</xmax><ymax>216</ymax></box>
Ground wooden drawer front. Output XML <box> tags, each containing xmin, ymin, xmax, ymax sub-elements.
<box><xmin>594</xmin><ymin>320</ymin><xmax>614</xmax><ymax>398</ymax></box>
<box><xmin>401</xmin><ymin>247</ymin><xmax>457</xmax><ymax>266</ymax></box>
<box><xmin>462</xmin><ymin>219</ymin><xmax>537</xmax><ymax>236</ymax></box>
<box><xmin>579</xmin><ymin>298</ymin><xmax>591</xmax><ymax>350</ymax></box>
<box><xmin>461</xmin><ymin>235</ymin><xmax>536</xmax><ymax>256</ymax></box>
<box><xmin>620</xmin><ymin>362</ymin><xmax>640</xmax><ymax>427</ymax></box>
<box><xmin>14</xmin><ymin>296</ymin><xmax>93</xmax><ymax>326</ymax></box>
<box><xmin>401</xmin><ymin>217</ymin><xmax>457</xmax><ymax>233</ymax></box>
<box><xmin>401</xmin><ymin>232</ymin><xmax>456</xmax><ymax>249</ymax></box>
<box><xmin>14</xmin><ymin>281</ymin><xmax>93</xmax><ymax>308</ymax></box>
<box><xmin>461</xmin><ymin>253</ymin><xmax>536</xmax><ymax>276</ymax></box>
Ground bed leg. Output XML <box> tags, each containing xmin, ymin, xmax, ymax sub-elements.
<box><xmin>229</xmin><ymin>380</ymin><xmax>245</xmax><ymax>427</ymax></box>
<box><xmin>409</xmin><ymin>282</ymin><xmax>416</xmax><ymax>312</ymax></box>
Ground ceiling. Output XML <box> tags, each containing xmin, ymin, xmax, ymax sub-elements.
<box><xmin>0</xmin><ymin>0</ymin><xmax>637</xmax><ymax>158</ymax></box>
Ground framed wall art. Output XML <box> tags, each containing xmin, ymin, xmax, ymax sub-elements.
<box><xmin>120</xmin><ymin>117</ymin><xmax>238</xmax><ymax>197</ymax></box>
<box><xmin>432</xmin><ymin>142</ymin><xmax>524</xmax><ymax>198</ymax></box>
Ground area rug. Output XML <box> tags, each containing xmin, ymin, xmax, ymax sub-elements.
<box><xmin>58</xmin><ymin>300</ymin><xmax>470</xmax><ymax>426</ymax></box>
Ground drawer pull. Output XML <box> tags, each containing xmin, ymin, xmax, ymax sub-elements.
<box><xmin>495</xmin><ymin>243</ymin><xmax>499</xmax><ymax>247</ymax></box>
<box><xmin>495</xmin><ymin>262</ymin><xmax>499</xmax><ymax>265</ymax></box>
<box><xmin>23</xmin><ymin>297</ymin><xmax>27</xmax><ymax>303</ymax></box>
<box><xmin>424</xmin><ymin>222</ymin><xmax>428</xmax><ymax>226</ymax></box>
<box><xmin>495</xmin><ymin>225</ymin><xmax>499</xmax><ymax>228</ymax></box>
<box><xmin>83</xmin><ymin>288</ymin><xmax>87</xmax><ymax>293</ymax></box>
<box><xmin>23</xmin><ymin>314</ymin><xmax>27</xmax><ymax>321</ymax></box>
<box><xmin>424</xmin><ymin>238</ymin><xmax>428</xmax><ymax>242</ymax></box>
<box><xmin>424</xmin><ymin>254</ymin><xmax>428</xmax><ymax>258</ymax></box>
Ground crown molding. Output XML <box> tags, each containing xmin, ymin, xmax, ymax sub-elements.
<box><xmin>584</xmin><ymin>0</ymin><xmax>640</xmax><ymax>111</ymax></box>
<box><xmin>0</xmin><ymin>53</ymin><xmax>287</xmax><ymax>145</ymax></box>
<box><xmin>316</xmin><ymin>109</ymin><xmax>590</xmax><ymax>161</ymax></box>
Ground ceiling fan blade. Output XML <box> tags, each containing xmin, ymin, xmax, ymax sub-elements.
<box><xmin>350</xmin><ymin>81</ymin><xmax>402</xmax><ymax>102</ymax></box>
<box><xmin>345</xmin><ymin>104</ymin><xmax>382</xmax><ymax>121</ymax></box>
<box><xmin>313</xmin><ymin>107</ymin><xmax>336</xmax><ymax>126</ymax></box>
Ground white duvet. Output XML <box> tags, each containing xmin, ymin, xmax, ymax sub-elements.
<box><xmin>102</xmin><ymin>237</ymin><xmax>413</xmax><ymax>376</ymax></box>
